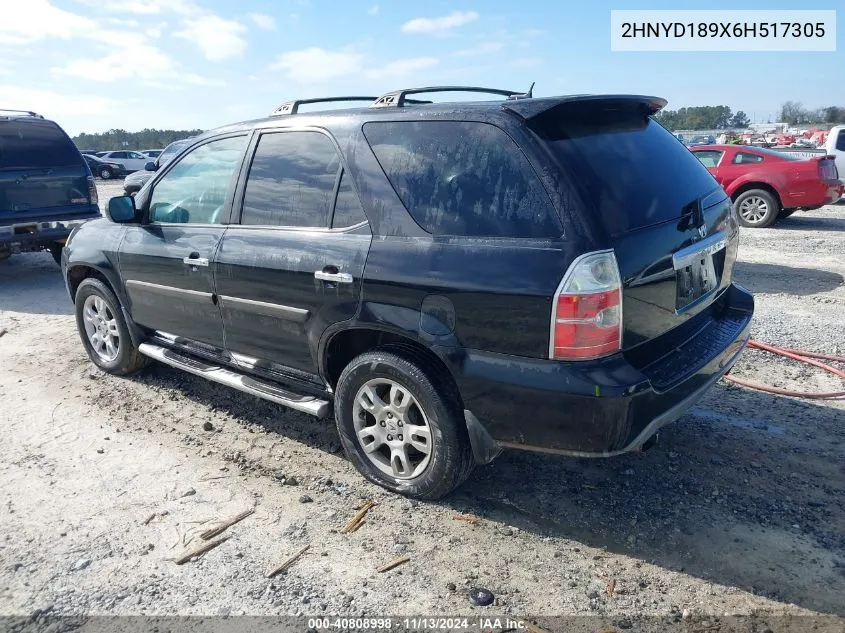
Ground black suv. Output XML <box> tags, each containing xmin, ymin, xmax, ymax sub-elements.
<box><xmin>62</xmin><ymin>87</ymin><xmax>754</xmax><ymax>499</ymax></box>
<box><xmin>1</xmin><ymin>110</ymin><xmax>100</xmax><ymax>264</ymax></box>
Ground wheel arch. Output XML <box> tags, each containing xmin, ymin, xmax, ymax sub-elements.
<box><xmin>321</xmin><ymin>326</ymin><xmax>462</xmax><ymax>404</ymax></box>
<box><xmin>66</xmin><ymin>263</ymin><xmax>144</xmax><ymax>347</ymax></box>
<box><xmin>729</xmin><ymin>181</ymin><xmax>783</xmax><ymax>210</ymax></box>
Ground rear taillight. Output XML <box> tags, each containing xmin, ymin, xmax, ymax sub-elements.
<box><xmin>550</xmin><ymin>250</ymin><xmax>622</xmax><ymax>360</ymax></box>
<box><xmin>818</xmin><ymin>157</ymin><xmax>838</xmax><ymax>182</ymax></box>
<box><xmin>87</xmin><ymin>176</ymin><xmax>98</xmax><ymax>205</ymax></box>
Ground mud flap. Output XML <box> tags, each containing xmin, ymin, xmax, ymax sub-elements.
<box><xmin>464</xmin><ymin>409</ymin><xmax>502</xmax><ymax>465</ymax></box>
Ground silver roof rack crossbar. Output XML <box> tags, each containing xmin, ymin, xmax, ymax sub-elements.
<box><xmin>371</xmin><ymin>86</ymin><xmax>524</xmax><ymax>108</ymax></box>
<box><xmin>270</xmin><ymin>96</ymin><xmax>380</xmax><ymax>116</ymax></box>
<box><xmin>0</xmin><ymin>109</ymin><xmax>44</xmax><ymax>119</ymax></box>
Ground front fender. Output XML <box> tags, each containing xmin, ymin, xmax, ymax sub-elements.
<box><xmin>63</xmin><ymin>218</ymin><xmax>128</xmax><ymax>304</ymax></box>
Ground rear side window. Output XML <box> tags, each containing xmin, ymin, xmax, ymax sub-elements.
<box><xmin>241</xmin><ymin>131</ymin><xmax>340</xmax><ymax>228</ymax></box>
<box><xmin>693</xmin><ymin>150</ymin><xmax>723</xmax><ymax>168</ymax></box>
<box><xmin>363</xmin><ymin>121</ymin><xmax>560</xmax><ymax>238</ymax></box>
<box><xmin>332</xmin><ymin>170</ymin><xmax>366</xmax><ymax>228</ymax></box>
<box><xmin>733</xmin><ymin>152</ymin><xmax>763</xmax><ymax>164</ymax></box>
<box><xmin>0</xmin><ymin>120</ymin><xmax>81</xmax><ymax>169</ymax></box>
<box><xmin>538</xmin><ymin>115</ymin><xmax>719</xmax><ymax>235</ymax></box>
<box><xmin>836</xmin><ymin>131</ymin><xmax>845</xmax><ymax>152</ymax></box>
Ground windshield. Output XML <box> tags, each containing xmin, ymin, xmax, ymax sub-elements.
<box><xmin>538</xmin><ymin>114</ymin><xmax>720</xmax><ymax>235</ymax></box>
<box><xmin>0</xmin><ymin>120</ymin><xmax>82</xmax><ymax>169</ymax></box>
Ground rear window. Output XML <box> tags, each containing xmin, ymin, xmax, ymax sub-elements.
<box><xmin>0</xmin><ymin>120</ymin><xmax>81</xmax><ymax>169</ymax></box>
<box><xmin>363</xmin><ymin>121</ymin><xmax>560</xmax><ymax>238</ymax></box>
<box><xmin>537</xmin><ymin>114</ymin><xmax>719</xmax><ymax>235</ymax></box>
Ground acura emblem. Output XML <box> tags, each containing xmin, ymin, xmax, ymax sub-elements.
<box><xmin>698</xmin><ymin>224</ymin><xmax>708</xmax><ymax>238</ymax></box>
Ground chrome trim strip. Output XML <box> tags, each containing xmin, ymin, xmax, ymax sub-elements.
<box><xmin>672</xmin><ymin>231</ymin><xmax>728</xmax><ymax>270</ymax></box>
<box><xmin>138</xmin><ymin>342</ymin><xmax>330</xmax><ymax>417</ymax></box>
<box><xmin>218</xmin><ymin>295</ymin><xmax>309</xmax><ymax>323</ymax></box>
<box><xmin>125</xmin><ymin>279</ymin><xmax>212</xmax><ymax>300</ymax></box>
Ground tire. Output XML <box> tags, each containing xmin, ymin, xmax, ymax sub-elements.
<box><xmin>334</xmin><ymin>350</ymin><xmax>474</xmax><ymax>499</ymax></box>
<box><xmin>100</xmin><ymin>168</ymin><xmax>112</xmax><ymax>180</ymax></box>
<box><xmin>778</xmin><ymin>208</ymin><xmax>797</xmax><ymax>219</ymax></box>
<box><xmin>734</xmin><ymin>189</ymin><xmax>779</xmax><ymax>228</ymax></box>
<box><xmin>48</xmin><ymin>243</ymin><xmax>63</xmax><ymax>266</ymax></box>
<box><xmin>74</xmin><ymin>277</ymin><xmax>147</xmax><ymax>375</ymax></box>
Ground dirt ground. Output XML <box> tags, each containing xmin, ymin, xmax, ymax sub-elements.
<box><xmin>1</xmin><ymin>185</ymin><xmax>843</xmax><ymax>628</ymax></box>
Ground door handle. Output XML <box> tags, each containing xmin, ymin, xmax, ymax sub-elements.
<box><xmin>183</xmin><ymin>252</ymin><xmax>209</xmax><ymax>267</ymax></box>
<box><xmin>314</xmin><ymin>270</ymin><xmax>353</xmax><ymax>284</ymax></box>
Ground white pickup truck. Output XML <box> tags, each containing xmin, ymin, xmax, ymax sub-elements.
<box><xmin>825</xmin><ymin>125</ymin><xmax>845</xmax><ymax>183</ymax></box>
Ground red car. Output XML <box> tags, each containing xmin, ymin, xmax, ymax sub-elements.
<box><xmin>690</xmin><ymin>145</ymin><xmax>842</xmax><ymax>227</ymax></box>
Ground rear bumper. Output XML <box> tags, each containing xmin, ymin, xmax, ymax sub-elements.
<box><xmin>0</xmin><ymin>209</ymin><xmax>100</xmax><ymax>251</ymax></box>
<box><xmin>454</xmin><ymin>283</ymin><xmax>754</xmax><ymax>457</ymax></box>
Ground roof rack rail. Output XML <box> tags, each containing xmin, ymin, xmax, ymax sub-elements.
<box><xmin>0</xmin><ymin>108</ymin><xmax>44</xmax><ymax>119</ymax></box>
<box><xmin>270</xmin><ymin>95</ymin><xmax>435</xmax><ymax>115</ymax></box>
<box><xmin>270</xmin><ymin>96</ymin><xmax>380</xmax><ymax>116</ymax></box>
<box><xmin>371</xmin><ymin>85</ymin><xmax>528</xmax><ymax>108</ymax></box>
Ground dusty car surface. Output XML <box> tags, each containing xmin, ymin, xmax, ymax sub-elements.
<box><xmin>62</xmin><ymin>87</ymin><xmax>754</xmax><ymax>499</ymax></box>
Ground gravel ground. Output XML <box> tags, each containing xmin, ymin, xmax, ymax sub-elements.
<box><xmin>1</xmin><ymin>185</ymin><xmax>843</xmax><ymax>629</ymax></box>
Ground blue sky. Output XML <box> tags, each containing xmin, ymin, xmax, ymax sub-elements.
<box><xmin>1</xmin><ymin>0</ymin><xmax>842</xmax><ymax>136</ymax></box>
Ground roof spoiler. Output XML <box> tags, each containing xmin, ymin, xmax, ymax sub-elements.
<box><xmin>502</xmin><ymin>95</ymin><xmax>667</xmax><ymax>120</ymax></box>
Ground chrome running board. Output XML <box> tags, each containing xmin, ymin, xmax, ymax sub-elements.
<box><xmin>138</xmin><ymin>343</ymin><xmax>331</xmax><ymax>418</ymax></box>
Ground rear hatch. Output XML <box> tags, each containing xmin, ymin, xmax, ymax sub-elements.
<box><xmin>524</xmin><ymin>98</ymin><xmax>739</xmax><ymax>349</ymax></box>
<box><xmin>0</xmin><ymin>118</ymin><xmax>96</xmax><ymax>223</ymax></box>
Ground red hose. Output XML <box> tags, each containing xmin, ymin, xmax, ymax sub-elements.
<box><xmin>722</xmin><ymin>339</ymin><xmax>845</xmax><ymax>399</ymax></box>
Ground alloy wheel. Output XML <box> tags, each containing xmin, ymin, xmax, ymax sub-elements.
<box><xmin>738</xmin><ymin>196</ymin><xmax>769</xmax><ymax>224</ymax></box>
<box><xmin>82</xmin><ymin>295</ymin><xmax>120</xmax><ymax>362</ymax></box>
<box><xmin>352</xmin><ymin>378</ymin><xmax>433</xmax><ymax>480</ymax></box>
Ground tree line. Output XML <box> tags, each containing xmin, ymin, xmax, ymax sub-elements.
<box><xmin>656</xmin><ymin>103</ymin><xmax>845</xmax><ymax>131</ymax></box>
<box><xmin>778</xmin><ymin>102</ymin><xmax>845</xmax><ymax>126</ymax></box>
<box><xmin>72</xmin><ymin>128</ymin><xmax>204</xmax><ymax>151</ymax></box>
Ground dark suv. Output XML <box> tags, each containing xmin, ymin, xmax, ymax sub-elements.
<box><xmin>1</xmin><ymin>110</ymin><xmax>100</xmax><ymax>264</ymax></box>
<box><xmin>62</xmin><ymin>87</ymin><xmax>754</xmax><ymax>499</ymax></box>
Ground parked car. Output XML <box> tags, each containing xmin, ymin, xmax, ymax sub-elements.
<box><xmin>82</xmin><ymin>154</ymin><xmax>126</xmax><ymax>180</ymax></box>
<box><xmin>687</xmin><ymin>134</ymin><xmax>716</xmax><ymax>146</ymax></box>
<box><xmin>142</xmin><ymin>149</ymin><xmax>163</xmax><ymax>158</ymax></box>
<box><xmin>123</xmin><ymin>139</ymin><xmax>192</xmax><ymax>194</ymax></box>
<box><xmin>63</xmin><ymin>88</ymin><xmax>754</xmax><ymax>499</ymax></box>
<box><xmin>824</xmin><ymin>124</ymin><xmax>845</xmax><ymax>179</ymax></box>
<box><xmin>97</xmin><ymin>150</ymin><xmax>149</xmax><ymax>172</ymax></box>
<box><xmin>690</xmin><ymin>145</ymin><xmax>842</xmax><ymax>227</ymax></box>
<box><xmin>1</xmin><ymin>109</ymin><xmax>100</xmax><ymax>264</ymax></box>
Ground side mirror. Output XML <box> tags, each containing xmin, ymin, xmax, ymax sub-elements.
<box><xmin>106</xmin><ymin>195</ymin><xmax>138</xmax><ymax>223</ymax></box>
<box><xmin>145</xmin><ymin>161</ymin><xmax>157</xmax><ymax>171</ymax></box>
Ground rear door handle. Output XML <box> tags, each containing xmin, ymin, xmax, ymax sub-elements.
<box><xmin>183</xmin><ymin>253</ymin><xmax>209</xmax><ymax>267</ymax></box>
<box><xmin>314</xmin><ymin>270</ymin><xmax>353</xmax><ymax>284</ymax></box>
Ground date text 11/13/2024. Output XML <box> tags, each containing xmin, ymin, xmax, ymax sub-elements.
<box><xmin>308</xmin><ymin>617</ymin><xmax>531</xmax><ymax>630</ymax></box>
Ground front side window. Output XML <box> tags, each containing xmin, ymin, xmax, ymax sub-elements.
<box><xmin>241</xmin><ymin>131</ymin><xmax>340</xmax><ymax>228</ymax></box>
<box><xmin>692</xmin><ymin>150</ymin><xmax>724</xmax><ymax>168</ymax></box>
<box><xmin>363</xmin><ymin>121</ymin><xmax>559</xmax><ymax>238</ymax></box>
<box><xmin>149</xmin><ymin>135</ymin><xmax>247</xmax><ymax>225</ymax></box>
<box><xmin>837</xmin><ymin>131</ymin><xmax>845</xmax><ymax>152</ymax></box>
<box><xmin>734</xmin><ymin>152</ymin><xmax>764</xmax><ymax>164</ymax></box>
